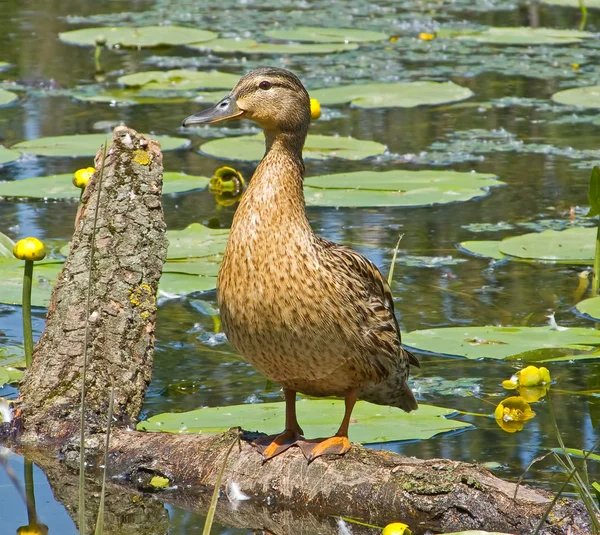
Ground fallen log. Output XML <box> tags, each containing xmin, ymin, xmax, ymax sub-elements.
<box><xmin>2</xmin><ymin>127</ymin><xmax>594</xmax><ymax>534</ymax></box>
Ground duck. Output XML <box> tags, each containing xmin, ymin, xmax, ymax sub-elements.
<box><xmin>182</xmin><ymin>67</ymin><xmax>420</xmax><ymax>462</ymax></box>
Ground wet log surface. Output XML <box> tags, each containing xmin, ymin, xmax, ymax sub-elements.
<box><xmin>1</xmin><ymin>127</ymin><xmax>594</xmax><ymax>535</ymax></box>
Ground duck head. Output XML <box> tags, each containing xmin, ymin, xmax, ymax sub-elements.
<box><xmin>182</xmin><ymin>67</ymin><xmax>311</xmax><ymax>135</ymax></box>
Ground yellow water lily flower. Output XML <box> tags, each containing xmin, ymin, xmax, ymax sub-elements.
<box><xmin>17</xmin><ymin>524</ymin><xmax>49</xmax><ymax>535</ymax></box>
<box><xmin>519</xmin><ymin>385</ymin><xmax>548</xmax><ymax>403</ymax></box>
<box><xmin>494</xmin><ymin>396</ymin><xmax>535</xmax><ymax>433</ymax></box>
<box><xmin>382</xmin><ymin>522</ymin><xmax>412</xmax><ymax>535</ymax></box>
<box><xmin>210</xmin><ymin>166</ymin><xmax>246</xmax><ymax>207</ymax></box>
<box><xmin>73</xmin><ymin>167</ymin><xmax>95</xmax><ymax>189</ymax></box>
<box><xmin>418</xmin><ymin>32</ymin><xmax>435</xmax><ymax>41</ymax></box>
<box><xmin>13</xmin><ymin>237</ymin><xmax>46</xmax><ymax>262</ymax></box>
<box><xmin>310</xmin><ymin>98</ymin><xmax>321</xmax><ymax>120</ymax></box>
<box><xmin>519</xmin><ymin>365</ymin><xmax>551</xmax><ymax>387</ymax></box>
<box><xmin>501</xmin><ymin>374</ymin><xmax>519</xmax><ymax>390</ymax></box>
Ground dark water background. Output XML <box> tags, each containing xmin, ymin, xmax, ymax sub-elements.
<box><xmin>1</xmin><ymin>0</ymin><xmax>600</xmax><ymax>532</ymax></box>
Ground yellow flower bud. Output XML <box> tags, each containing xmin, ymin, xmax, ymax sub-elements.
<box><xmin>17</xmin><ymin>524</ymin><xmax>49</xmax><ymax>535</ymax></box>
<box><xmin>418</xmin><ymin>33</ymin><xmax>435</xmax><ymax>41</ymax></box>
<box><xmin>310</xmin><ymin>98</ymin><xmax>321</xmax><ymax>120</ymax></box>
<box><xmin>73</xmin><ymin>167</ymin><xmax>95</xmax><ymax>189</ymax></box>
<box><xmin>13</xmin><ymin>237</ymin><xmax>46</xmax><ymax>262</ymax></box>
<box><xmin>571</xmin><ymin>63</ymin><xmax>579</xmax><ymax>70</ymax></box>
<box><xmin>382</xmin><ymin>522</ymin><xmax>412</xmax><ymax>535</ymax></box>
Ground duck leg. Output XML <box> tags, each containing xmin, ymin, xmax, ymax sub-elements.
<box><xmin>299</xmin><ymin>387</ymin><xmax>358</xmax><ymax>463</ymax></box>
<box><xmin>253</xmin><ymin>388</ymin><xmax>304</xmax><ymax>461</ymax></box>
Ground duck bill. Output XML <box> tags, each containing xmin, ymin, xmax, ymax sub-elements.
<box><xmin>182</xmin><ymin>96</ymin><xmax>243</xmax><ymax>126</ymax></box>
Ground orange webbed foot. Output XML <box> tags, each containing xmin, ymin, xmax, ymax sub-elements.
<box><xmin>298</xmin><ymin>435</ymin><xmax>352</xmax><ymax>463</ymax></box>
<box><xmin>252</xmin><ymin>429</ymin><xmax>303</xmax><ymax>462</ymax></box>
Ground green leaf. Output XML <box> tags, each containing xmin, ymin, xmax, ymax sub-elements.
<box><xmin>0</xmin><ymin>147</ymin><xmax>21</xmax><ymax>166</ymax></box>
<box><xmin>12</xmin><ymin>134</ymin><xmax>190</xmax><ymax>157</ymax></box>
<box><xmin>0</xmin><ymin>231</ymin><xmax>15</xmax><ymax>258</ymax></box>
<box><xmin>59</xmin><ymin>26</ymin><xmax>217</xmax><ymax>48</ymax></box>
<box><xmin>166</xmin><ymin>223</ymin><xmax>229</xmax><ymax>260</ymax></box>
<box><xmin>187</xmin><ymin>38</ymin><xmax>358</xmax><ymax>55</ymax></box>
<box><xmin>0</xmin><ymin>366</ymin><xmax>24</xmax><ymax>388</ymax></box>
<box><xmin>540</xmin><ymin>0</ymin><xmax>600</xmax><ymax>7</ymax></box>
<box><xmin>137</xmin><ymin>400</ymin><xmax>473</xmax><ymax>443</ymax></box>
<box><xmin>593</xmin><ymin>481</ymin><xmax>600</xmax><ymax>508</ymax></box>
<box><xmin>403</xmin><ymin>325</ymin><xmax>600</xmax><ymax>361</ymax></box>
<box><xmin>552</xmin><ymin>86</ymin><xmax>600</xmax><ymax>109</ymax></box>
<box><xmin>264</xmin><ymin>26</ymin><xmax>388</xmax><ymax>43</ymax></box>
<box><xmin>199</xmin><ymin>133</ymin><xmax>386</xmax><ymax>161</ymax></box>
<box><xmin>311</xmin><ymin>82</ymin><xmax>473</xmax><ymax>109</ymax></box>
<box><xmin>0</xmin><ymin>346</ymin><xmax>25</xmax><ymax>367</ymax></box>
<box><xmin>576</xmin><ymin>296</ymin><xmax>600</xmax><ymax>320</ymax></box>
<box><xmin>499</xmin><ymin>227</ymin><xmax>596</xmax><ymax>262</ymax></box>
<box><xmin>304</xmin><ymin>169</ymin><xmax>502</xmax><ymax>208</ymax></box>
<box><xmin>587</xmin><ymin>167</ymin><xmax>600</xmax><ymax>217</ymax></box>
<box><xmin>159</xmin><ymin>272</ymin><xmax>218</xmax><ymax>295</ymax></box>
<box><xmin>0</xmin><ymin>88</ymin><xmax>18</xmax><ymax>106</ymax></box>
<box><xmin>551</xmin><ymin>448</ymin><xmax>600</xmax><ymax>462</ymax></box>
<box><xmin>437</xmin><ymin>27</ymin><xmax>594</xmax><ymax>45</ymax></box>
<box><xmin>117</xmin><ymin>69</ymin><xmax>240</xmax><ymax>90</ymax></box>
<box><xmin>0</xmin><ymin>172</ymin><xmax>210</xmax><ymax>200</ymax></box>
<box><xmin>458</xmin><ymin>240</ymin><xmax>506</xmax><ymax>260</ymax></box>
<box><xmin>0</xmin><ymin>259</ymin><xmax>62</xmax><ymax>307</ymax></box>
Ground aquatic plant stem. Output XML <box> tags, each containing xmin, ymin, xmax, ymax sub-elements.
<box><xmin>94</xmin><ymin>385</ymin><xmax>114</xmax><ymax>535</ymax></box>
<box><xmin>579</xmin><ymin>0</ymin><xmax>588</xmax><ymax>31</ymax></box>
<box><xmin>22</xmin><ymin>260</ymin><xmax>33</xmax><ymax>368</ymax></box>
<box><xmin>387</xmin><ymin>234</ymin><xmax>403</xmax><ymax>287</ymax></box>
<box><xmin>24</xmin><ymin>459</ymin><xmax>37</xmax><ymax>525</ymax></box>
<box><xmin>202</xmin><ymin>433</ymin><xmax>240</xmax><ymax>535</ymax></box>
<box><xmin>594</xmin><ymin>224</ymin><xmax>600</xmax><ymax>295</ymax></box>
<box><xmin>78</xmin><ymin>141</ymin><xmax>107</xmax><ymax>535</ymax></box>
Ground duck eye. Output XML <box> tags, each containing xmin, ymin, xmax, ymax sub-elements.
<box><xmin>259</xmin><ymin>80</ymin><xmax>272</xmax><ymax>90</ymax></box>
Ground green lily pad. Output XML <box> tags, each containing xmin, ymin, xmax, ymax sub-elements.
<box><xmin>437</xmin><ymin>27</ymin><xmax>594</xmax><ymax>45</ymax></box>
<box><xmin>166</xmin><ymin>223</ymin><xmax>229</xmax><ymax>260</ymax></box>
<box><xmin>551</xmin><ymin>86</ymin><xmax>600</xmax><ymax>109</ymax></box>
<box><xmin>0</xmin><ymin>346</ymin><xmax>25</xmax><ymax>367</ymax></box>
<box><xmin>59</xmin><ymin>26</ymin><xmax>217</xmax><ymax>48</ymax></box>
<box><xmin>0</xmin><ymin>365</ymin><xmax>24</xmax><ymax>388</ymax></box>
<box><xmin>311</xmin><ymin>82</ymin><xmax>473</xmax><ymax>109</ymax></box>
<box><xmin>137</xmin><ymin>400</ymin><xmax>473</xmax><ymax>443</ymax></box>
<box><xmin>458</xmin><ymin>240</ymin><xmax>506</xmax><ymax>260</ymax></box>
<box><xmin>0</xmin><ymin>231</ymin><xmax>15</xmax><ymax>258</ymax></box>
<box><xmin>0</xmin><ymin>258</ymin><xmax>62</xmax><ymax>307</ymax></box>
<box><xmin>12</xmin><ymin>134</ymin><xmax>190</xmax><ymax>157</ymax></box>
<box><xmin>188</xmin><ymin>38</ymin><xmax>358</xmax><ymax>55</ymax></box>
<box><xmin>576</xmin><ymin>296</ymin><xmax>600</xmax><ymax>320</ymax></box>
<box><xmin>200</xmin><ymin>133</ymin><xmax>386</xmax><ymax>161</ymax></box>
<box><xmin>265</xmin><ymin>27</ymin><xmax>388</xmax><ymax>43</ymax></box>
<box><xmin>158</xmin><ymin>272</ymin><xmax>218</xmax><ymax>295</ymax></box>
<box><xmin>499</xmin><ymin>227</ymin><xmax>595</xmax><ymax>262</ymax></box>
<box><xmin>0</xmin><ymin>172</ymin><xmax>210</xmax><ymax>200</ymax></box>
<box><xmin>0</xmin><ymin>88</ymin><xmax>18</xmax><ymax>106</ymax></box>
<box><xmin>0</xmin><ymin>147</ymin><xmax>20</xmax><ymax>166</ymax></box>
<box><xmin>404</xmin><ymin>325</ymin><xmax>600</xmax><ymax>361</ymax></box>
<box><xmin>117</xmin><ymin>69</ymin><xmax>240</xmax><ymax>90</ymax></box>
<box><xmin>303</xmin><ymin>170</ymin><xmax>502</xmax><ymax>207</ymax></box>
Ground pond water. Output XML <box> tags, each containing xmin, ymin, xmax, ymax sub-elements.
<box><xmin>1</xmin><ymin>0</ymin><xmax>600</xmax><ymax>533</ymax></box>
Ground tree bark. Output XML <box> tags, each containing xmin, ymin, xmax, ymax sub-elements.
<box><xmin>18</xmin><ymin>127</ymin><xmax>168</xmax><ymax>442</ymax></box>
<box><xmin>2</xmin><ymin>127</ymin><xmax>595</xmax><ymax>535</ymax></box>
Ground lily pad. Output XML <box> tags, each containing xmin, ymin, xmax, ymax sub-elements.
<box><xmin>59</xmin><ymin>26</ymin><xmax>217</xmax><ymax>48</ymax></box>
<box><xmin>264</xmin><ymin>27</ymin><xmax>388</xmax><ymax>43</ymax></box>
<box><xmin>200</xmin><ymin>133</ymin><xmax>386</xmax><ymax>161</ymax></box>
<box><xmin>303</xmin><ymin>170</ymin><xmax>502</xmax><ymax>207</ymax></box>
<box><xmin>404</xmin><ymin>325</ymin><xmax>600</xmax><ymax>361</ymax></box>
<box><xmin>166</xmin><ymin>223</ymin><xmax>229</xmax><ymax>260</ymax></box>
<box><xmin>437</xmin><ymin>27</ymin><xmax>595</xmax><ymax>45</ymax></box>
<box><xmin>0</xmin><ymin>346</ymin><xmax>24</xmax><ymax>367</ymax></box>
<box><xmin>0</xmin><ymin>147</ymin><xmax>20</xmax><ymax>166</ymax></box>
<box><xmin>187</xmin><ymin>38</ymin><xmax>358</xmax><ymax>55</ymax></box>
<box><xmin>158</xmin><ymin>272</ymin><xmax>218</xmax><ymax>295</ymax></box>
<box><xmin>117</xmin><ymin>69</ymin><xmax>240</xmax><ymax>90</ymax></box>
<box><xmin>540</xmin><ymin>0</ymin><xmax>600</xmax><ymax>7</ymax></box>
<box><xmin>576</xmin><ymin>296</ymin><xmax>600</xmax><ymax>320</ymax></box>
<box><xmin>0</xmin><ymin>88</ymin><xmax>18</xmax><ymax>106</ymax></box>
<box><xmin>0</xmin><ymin>258</ymin><xmax>62</xmax><ymax>307</ymax></box>
<box><xmin>0</xmin><ymin>172</ymin><xmax>210</xmax><ymax>200</ymax></box>
<box><xmin>12</xmin><ymin>134</ymin><xmax>190</xmax><ymax>157</ymax></box>
<box><xmin>311</xmin><ymin>82</ymin><xmax>473</xmax><ymax>109</ymax></box>
<box><xmin>458</xmin><ymin>240</ymin><xmax>506</xmax><ymax>260</ymax></box>
<box><xmin>0</xmin><ymin>231</ymin><xmax>15</xmax><ymax>258</ymax></box>
<box><xmin>551</xmin><ymin>86</ymin><xmax>600</xmax><ymax>109</ymax></box>
<box><xmin>137</xmin><ymin>400</ymin><xmax>473</xmax><ymax>443</ymax></box>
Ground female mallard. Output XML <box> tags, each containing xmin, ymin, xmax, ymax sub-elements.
<box><xmin>183</xmin><ymin>67</ymin><xmax>419</xmax><ymax>462</ymax></box>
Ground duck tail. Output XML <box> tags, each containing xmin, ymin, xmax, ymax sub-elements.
<box><xmin>359</xmin><ymin>374</ymin><xmax>418</xmax><ymax>412</ymax></box>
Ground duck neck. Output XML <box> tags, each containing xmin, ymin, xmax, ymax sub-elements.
<box><xmin>234</xmin><ymin>127</ymin><xmax>311</xmax><ymax>235</ymax></box>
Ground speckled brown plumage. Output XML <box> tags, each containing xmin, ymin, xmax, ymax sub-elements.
<box><xmin>183</xmin><ymin>67</ymin><xmax>419</xmax><ymax>460</ymax></box>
